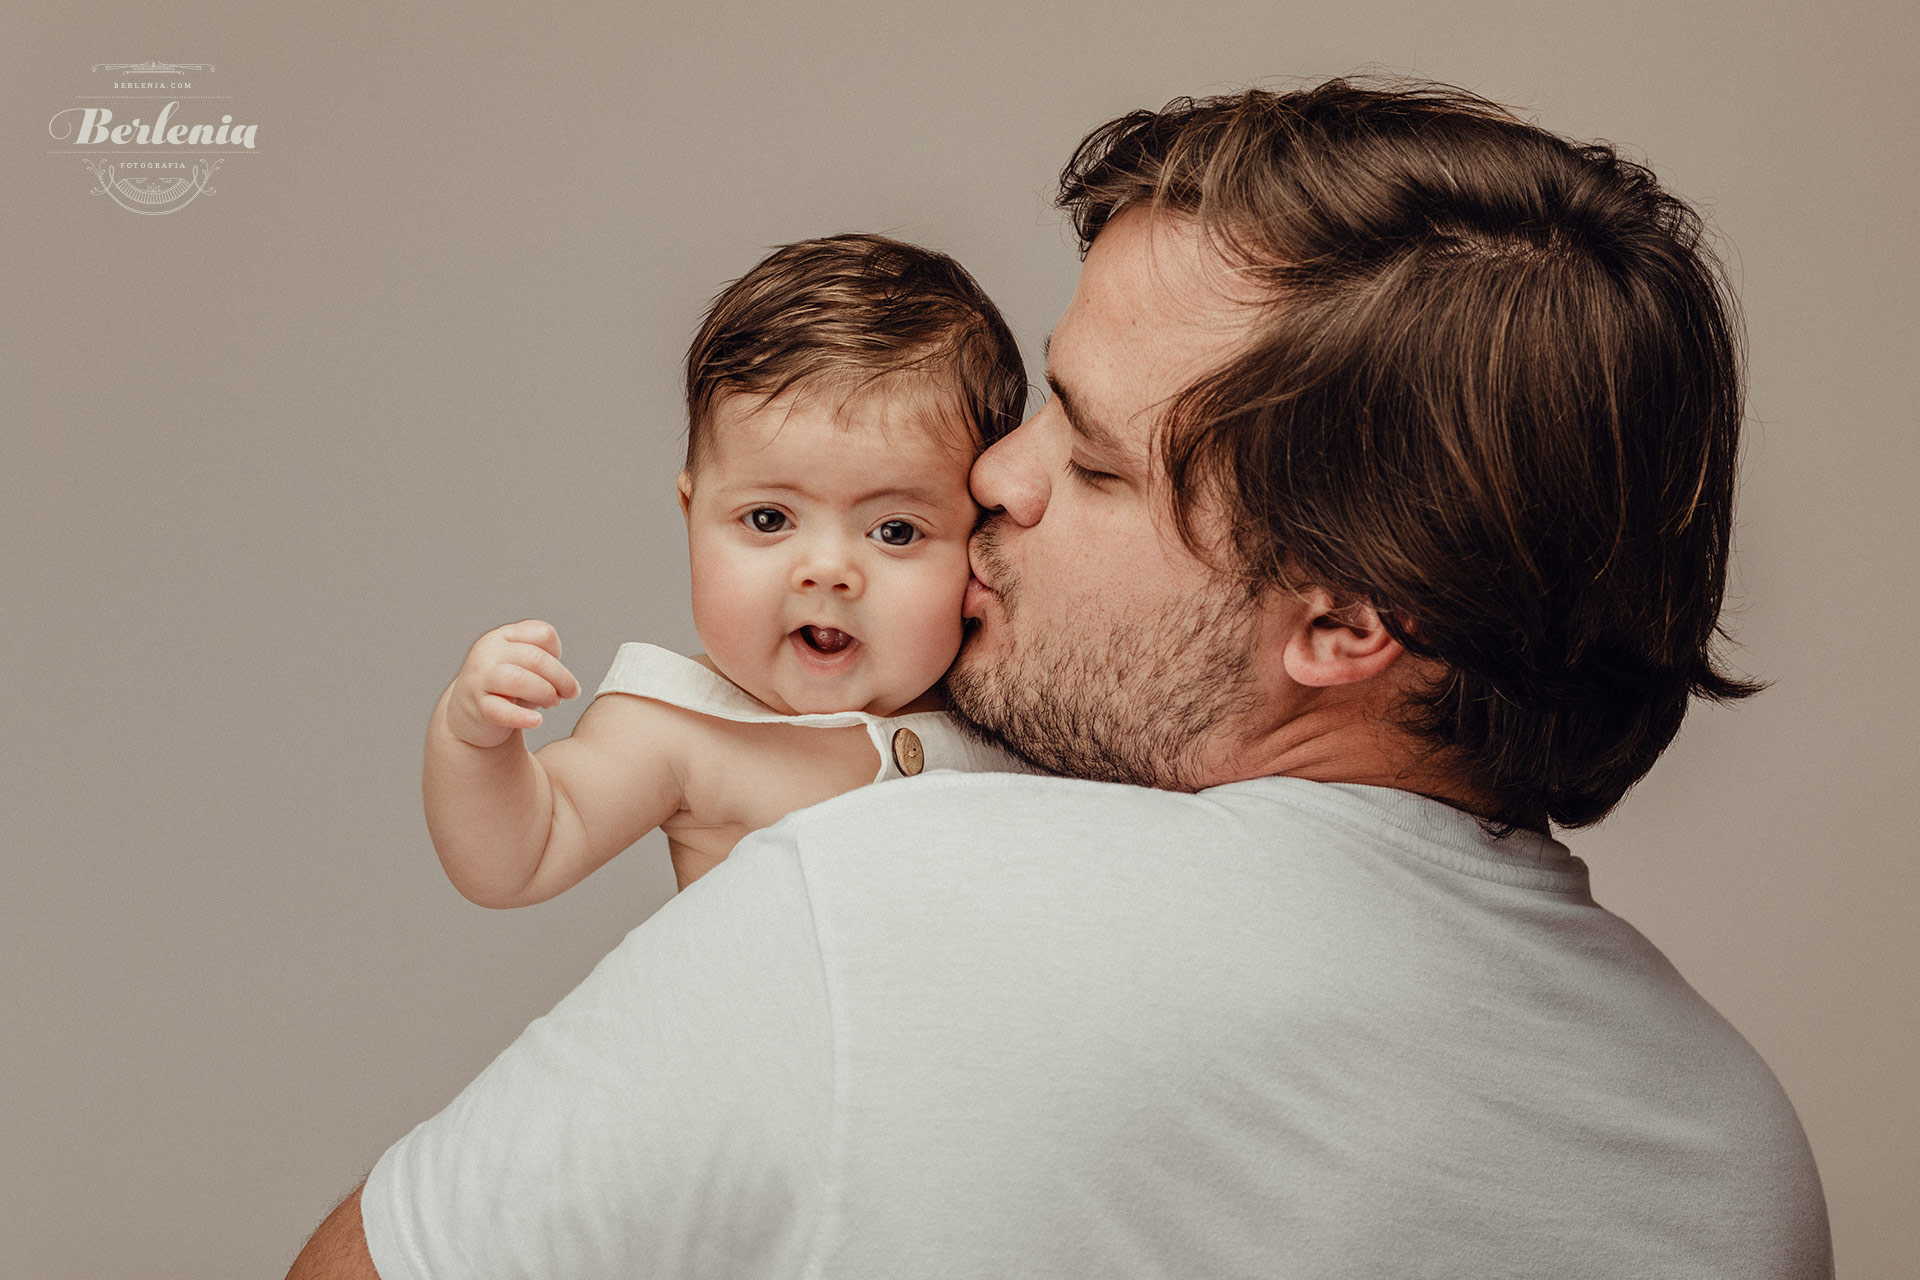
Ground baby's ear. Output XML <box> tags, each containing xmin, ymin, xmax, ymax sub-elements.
<box><xmin>675</xmin><ymin>470</ymin><xmax>693</xmax><ymax>518</ymax></box>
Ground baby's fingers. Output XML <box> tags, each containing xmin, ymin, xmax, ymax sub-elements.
<box><xmin>486</xmin><ymin>660</ymin><xmax>571</xmax><ymax>710</ymax></box>
<box><xmin>477</xmin><ymin>692</ymin><xmax>544</xmax><ymax>731</ymax></box>
<box><xmin>501</xmin><ymin>642</ymin><xmax>581</xmax><ymax>701</ymax></box>
<box><xmin>498</xmin><ymin>618</ymin><xmax>565</xmax><ymax>662</ymax></box>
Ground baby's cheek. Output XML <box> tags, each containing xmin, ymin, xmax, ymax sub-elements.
<box><xmin>891</xmin><ymin>556</ymin><xmax>971</xmax><ymax>677</ymax></box>
<box><xmin>689</xmin><ymin>546</ymin><xmax>776</xmax><ymax>658</ymax></box>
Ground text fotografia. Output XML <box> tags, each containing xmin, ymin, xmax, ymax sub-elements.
<box><xmin>50</xmin><ymin>103</ymin><xmax>257</xmax><ymax>149</ymax></box>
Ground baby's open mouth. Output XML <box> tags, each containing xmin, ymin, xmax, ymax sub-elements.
<box><xmin>798</xmin><ymin>625</ymin><xmax>856</xmax><ymax>655</ymax></box>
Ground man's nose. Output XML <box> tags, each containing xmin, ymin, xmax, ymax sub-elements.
<box><xmin>969</xmin><ymin>412</ymin><xmax>1051</xmax><ymax>527</ymax></box>
<box><xmin>791</xmin><ymin>534</ymin><xmax>864</xmax><ymax>597</ymax></box>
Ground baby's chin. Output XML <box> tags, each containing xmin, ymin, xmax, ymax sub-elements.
<box><xmin>702</xmin><ymin>632</ymin><xmax>955</xmax><ymax>717</ymax></box>
<box><xmin>773</xmin><ymin>679</ymin><xmax>928</xmax><ymax>717</ymax></box>
<box><xmin>702</xmin><ymin>657</ymin><xmax>892</xmax><ymax>717</ymax></box>
<box><xmin>766</xmin><ymin>666</ymin><xmax>946</xmax><ymax>718</ymax></box>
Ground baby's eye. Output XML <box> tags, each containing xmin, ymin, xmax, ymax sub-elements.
<box><xmin>746</xmin><ymin>508</ymin><xmax>789</xmax><ymax>534</ymax></box>
<box><xmin>871</xmin><ymin>519</ymin><xmax>920</xmax><ymax>547</ymax></box>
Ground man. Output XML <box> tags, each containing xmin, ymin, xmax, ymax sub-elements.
<box><xmin>292</xmin><ymin>81</ymin><xmax>1831</xmax><ymax>1278</ymax></box>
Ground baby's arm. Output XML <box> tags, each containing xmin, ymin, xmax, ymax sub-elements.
<box><xmin>424</xmin><ymin>620</ymin><xmax>687</xmax><ymax>908</ymax></box>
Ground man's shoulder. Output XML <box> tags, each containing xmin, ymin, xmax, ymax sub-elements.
<box><xmin>753</xmin><ymin>772</ymin><xmax>1438</xmax><ymax>915</ymax></box>
<box><xmin>738</xmin><ymin>775</ymin><xmax>1605</xmax><ymax>997</ymax></box>
<box><xmin>772</xmin><ymin>772</ymin><xmax>1547</xmax><ymax>875</ymax></box>
<box><xmin>745</xmin><ymin>772</ymin><xmax>1230</xmax><ymax>910</ymax></box>
<box><xmin>777</xmin><ymin>769</ymin><xmax>1238</xmax><ymax>852</ymax></box>
<box><xmin>818</xmin><ymin>767</ymin><xmax>1147</xmax><ymax>807</ymax></box>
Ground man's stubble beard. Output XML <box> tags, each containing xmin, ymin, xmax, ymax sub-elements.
<box><xmin>945</xmin><ymin>517</ymin><xmax>1268</xmax><ymax>792</ymax></box>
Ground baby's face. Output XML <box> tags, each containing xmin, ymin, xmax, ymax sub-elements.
<box><xmin>679</xmin><ymin>384</ymin><xmax>980</xmax><ymax>716</ymax></box>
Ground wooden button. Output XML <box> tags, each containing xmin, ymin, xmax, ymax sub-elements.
<box><xmin>891</xmin><ymin>727</ymin><xmax>924</xmax><ymax>776</ymax></box>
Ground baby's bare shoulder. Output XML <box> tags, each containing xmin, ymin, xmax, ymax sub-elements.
<box><xmin>566</xmin><ymin>689</ymin><xmax>711</xmax><ymax>750</ymax></box>
<box><xmin>550</xmin><ymin>692</ymin><xmax>879</xmax><ymax>831</ymax></box>
<box><xmin>684</xmin><ymin>715</ymin><xmax>881</xmax><ymax>830</ymax></box>
<box><xmin>530</xmin><ymin>691</ymin><xmax>696</xmax><ymax>799</ymax></box>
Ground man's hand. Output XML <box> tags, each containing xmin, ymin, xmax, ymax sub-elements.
<box><xmin>286</xmin><ymin>1185</ymin><xmax>379</xmax><ymax>1280</ymax></box>
<box><xmin>444</xmin><ymin>619</ymin><xmax>582</xmax><ymax>748</ymax></box>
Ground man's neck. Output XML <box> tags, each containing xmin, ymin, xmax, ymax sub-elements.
<box><xmin>1195</xmin><ymin>675</ymin><xmax>1518</xmax><ymax>829</ymax></box>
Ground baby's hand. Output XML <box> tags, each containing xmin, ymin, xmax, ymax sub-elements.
<box><xmin>445</xmin><ymin>619</ymin><xmax>582</xmax><ymax>749</ymax></box>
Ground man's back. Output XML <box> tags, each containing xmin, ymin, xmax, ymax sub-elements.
<box><xmin>363</xmin><ymin>773</ymin><xmax>1830</xmax><ymax>1278</ymax></box>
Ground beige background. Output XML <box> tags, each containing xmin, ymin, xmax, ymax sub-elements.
<box><xmin>6</xmin><ymin>1</ymin><xmax>1914</xmax><ymax>1275</ymax></box>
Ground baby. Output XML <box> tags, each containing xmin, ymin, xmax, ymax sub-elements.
<box><xmin>423</xmin><ymin>234</ymin><xmax>1032</xmax><ymax>903</ymax></box>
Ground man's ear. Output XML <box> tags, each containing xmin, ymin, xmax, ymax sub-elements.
<box><xmin>675</xmin><ymin>470</ymin><xmax>693</xmax><ymax>519</ymax></box>
<box><xmin>1281</xmin><ymin>586</ymin><xmax>1405</xmax><ymax>689</ymax></box>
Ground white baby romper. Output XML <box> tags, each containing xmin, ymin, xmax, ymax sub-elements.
<box><xmin>593</xmin><ymin>642</ymin><xmax>1035</xmax><ymax>782</ymax></box>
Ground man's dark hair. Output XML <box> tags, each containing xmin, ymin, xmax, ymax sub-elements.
<box><xmin>1059</xmin><ymin>80</ymin><xmax>1762</xmax><ymax>831</ymax></box>
<box><xmin>685</xmin><ymin>233</ymin><xmax>1027</xmax><ymax>467</ymax></box>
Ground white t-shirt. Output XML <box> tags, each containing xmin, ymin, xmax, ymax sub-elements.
<box><xmin>363</xmin><ymin>774</ymin><xmax>1831</xmax><ymax>1279</ymax></box>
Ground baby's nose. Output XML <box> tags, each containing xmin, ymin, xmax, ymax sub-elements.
<box><xmin>791</xmin><ymin>541</ymin><xmax>864</xmax><ymax>596</ymax></box>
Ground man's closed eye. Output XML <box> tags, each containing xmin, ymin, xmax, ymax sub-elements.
<box><xmin>1066</xmin><ymin>457</ymin><xmax>1120</xmax><ymax>486</ymax></box>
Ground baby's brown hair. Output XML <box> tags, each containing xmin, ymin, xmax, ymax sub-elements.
<box><xmin>684</xmin><ymin>234</ymin><xmax>1027</xmax><ymax>469</ymax></box>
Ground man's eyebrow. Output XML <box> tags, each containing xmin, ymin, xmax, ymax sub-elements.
<box><xmin>1041</xmin><ymin>335</ymin><xmax>1126</xmax><ymax>456</ymax></box>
